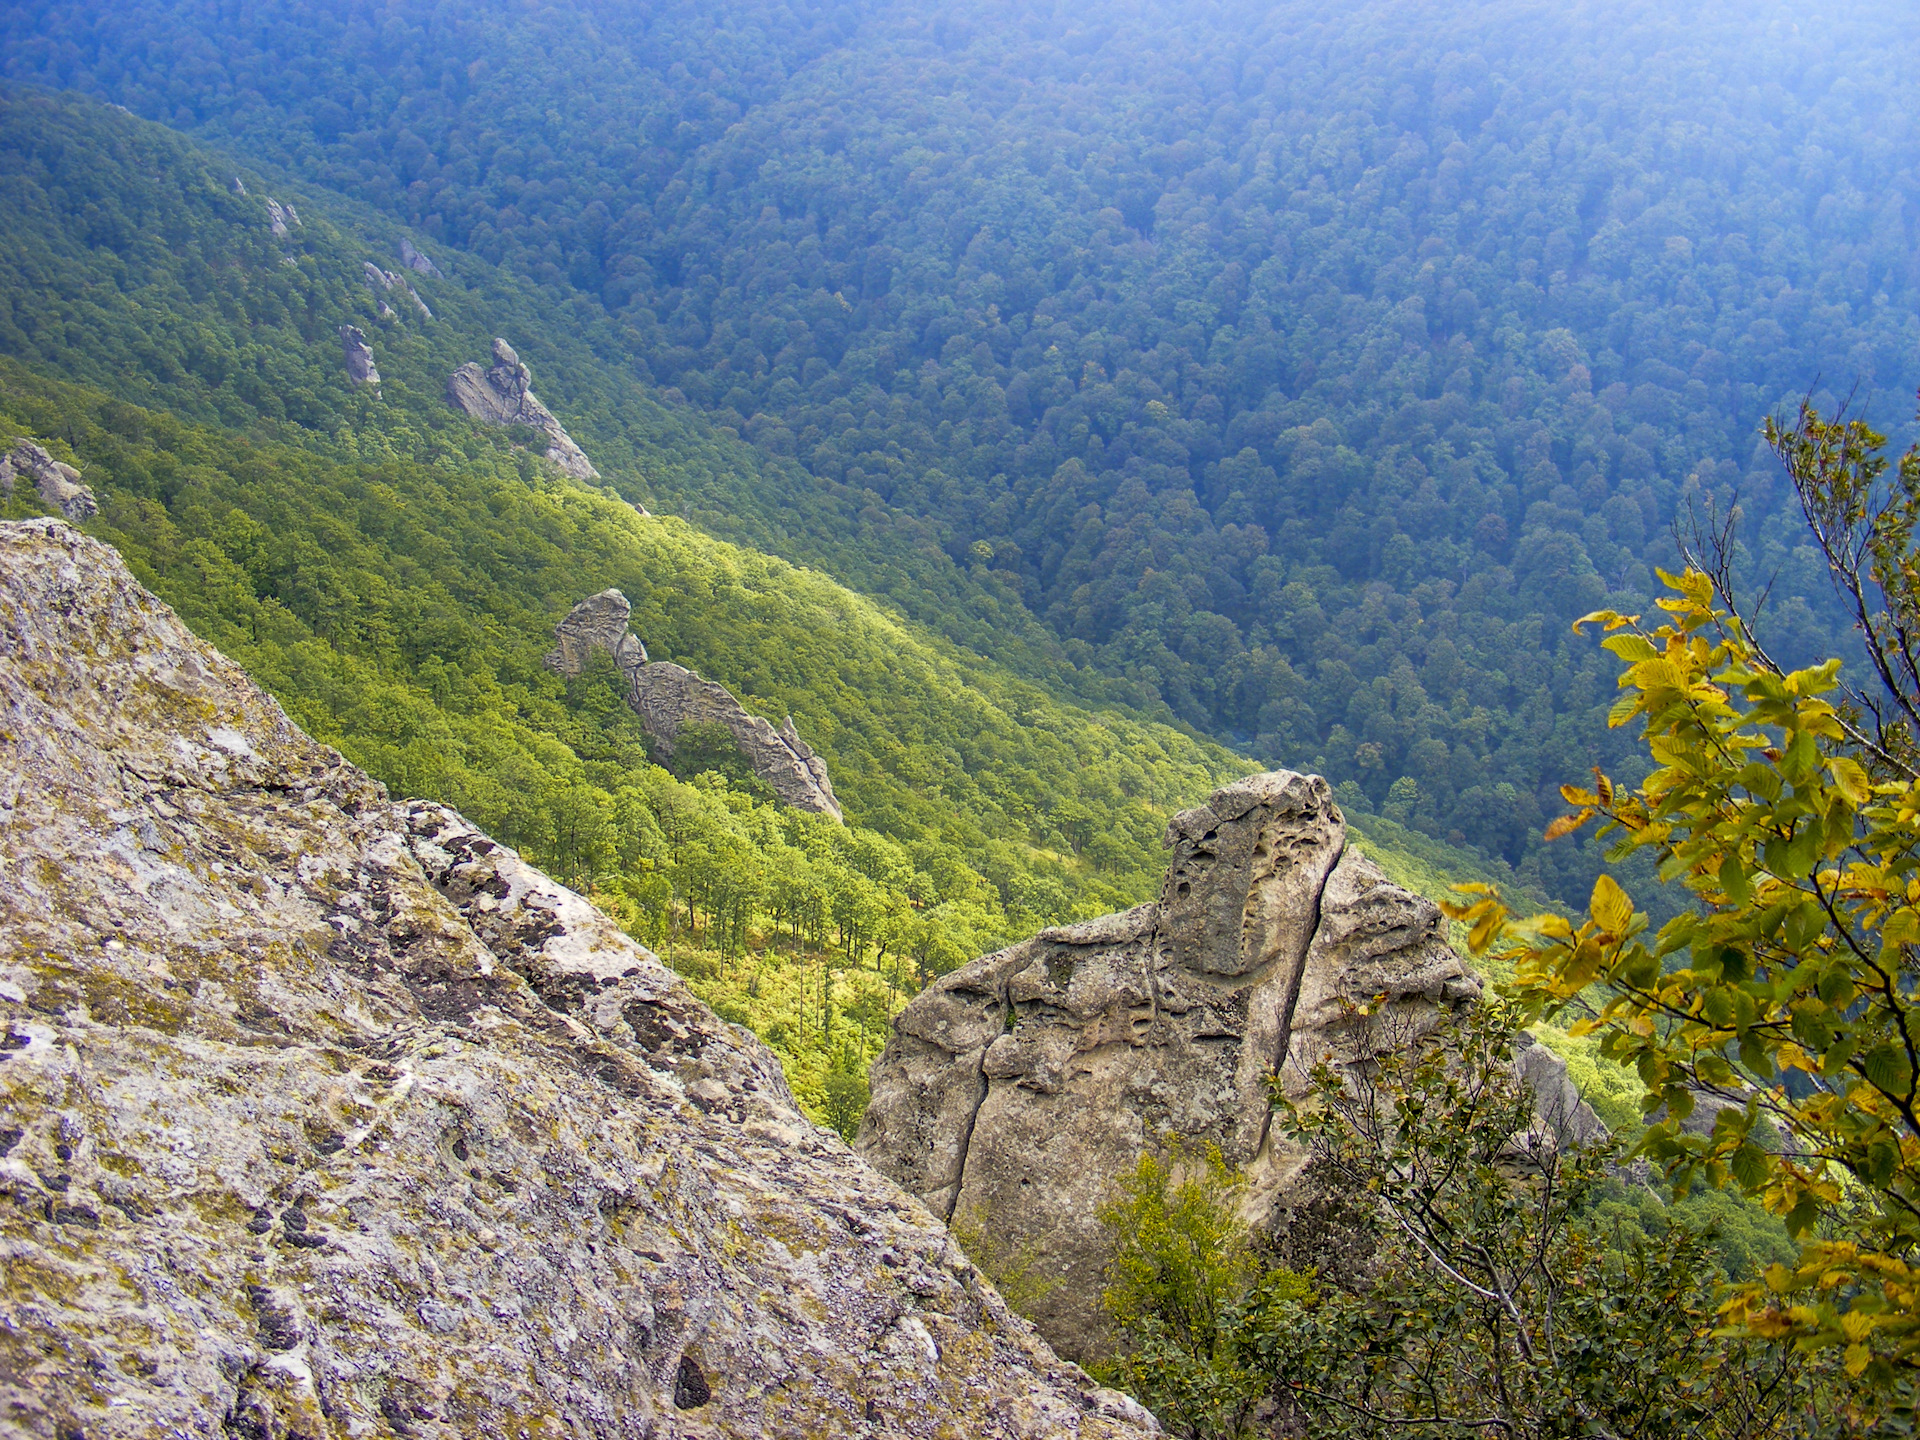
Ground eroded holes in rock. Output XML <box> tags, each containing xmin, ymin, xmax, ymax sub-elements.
<box><xmin>673</xmin><ymin>1353</ymin><xmax>712</xmax><ymax>1409</ymax></box>
<box><xmin>0</xmin><ymin>1031</ymin><xmax>28</xmax><ymax>1054</ymax></box>
<box><xmin>1002</xmin><ymin>1002</ymin><xmax>1017</xmax><ymax>1034</ymax></box>
<box><xmin>1175</xmin><ymin>881</ymin><xmax>1191</xmax><ymax>898</ymax></box>
<box><xmin>0</xmin><ymin>1127</ymin><xmax>22</xmax><ymax>1154</ymax></box>
<box><xmin>451</xmin><ymin>1133</ymin><xmax>469</xmax><ymax>1163</ymax></box>
<box><xmin>1044</xmin><ymin>956</ymin><xmax>1073</xmax><ymax>988</ymax></box>
<box><xmin>624</xmin><ymin>1001</ymin><xmax>705</xmax><ymax>1057</ymax></box>
<box><xmin>377</xmin><ymin>1392</ymin><xmax>422</xmax><ymax>1438</ymax></box>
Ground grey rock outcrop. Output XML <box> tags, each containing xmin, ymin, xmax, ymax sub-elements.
<box><xmin>338</xmin><ymin>324</ymin><xmax>381</xmax><ymax>387</ymax></box>
<box><xmin>447</xmin><ymin>338</ymin><xmax>599</xmax><ymax>480</ymax></box>
<box><xmin>265</xmin><ymin>196</ymin><xmax>298</xmax><ymax>238</ymax></box>
<box><xmin>544</xmin><ymin>589</ymin><xmax>844</xmax><ymax>822</ymax></box>
<box><xmin>1</xmin><ymin>439</ymin><xmax>98</xmax><ymax>519</ymax></box>
<box><xmin>0</xmin><ymin>518</ymin><xmax>1154</xmax><ymax>1440</ymax></box>
<box><xmin>859</xmin><ymin>771</ymin><xmax>1539</xmax><ymax>1363</ymax></box>
<box><xmin>363</xmin><ymin>260</ymin><xmax>432</xmax><ymax>319</ymax></box>
<box><xmin>400</xmin><ymin>235</ymin><xmax>443</xmax><ymax>278</ymax></box>
<box><xmin>1512</xmin><ymin>1032</ymin><xmax>1607</xmax><ymax>1149</ymax></box>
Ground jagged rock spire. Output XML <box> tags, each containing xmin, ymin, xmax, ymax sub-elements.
<box><xmin>543</xmin><ymin>590</ymin><xmax>843</xmax><ymax>822</ymax></box>
<box><xmin>857</xmin><ymin>770</ymin><xmax>1597</xmax><ymax>1363</ymax></box>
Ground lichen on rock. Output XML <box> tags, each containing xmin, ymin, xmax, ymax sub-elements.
<box><xmin>0</xmin><ymin>519</ymin><xmax>1148</xmax><ymax>1438</ymax></box>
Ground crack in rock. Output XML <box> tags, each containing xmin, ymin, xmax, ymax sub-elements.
<box><xmin>858</xmin><ymin>769</ymin><xmax>1562</xmax><ymax>1365</ymax></box>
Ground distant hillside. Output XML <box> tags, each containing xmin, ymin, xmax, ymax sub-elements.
<box><xmin>0</xmin><ymin>360</ymin><xmax>1238</xmax><ymax>1115</ymax></box>
<box><xmin>0</xmin><ymin>87</ymin><xmax>1557</xmax><ymax>1121</ymax></box>
<box><xmin>5</xmin><ymin>1</ymin><xmax>1915</xmax><ymax>913</ymax></box>
<box><xmin>0</xmin><ymin>87</ymin><xmax>1132</xmax><ymax>711</ymax></box>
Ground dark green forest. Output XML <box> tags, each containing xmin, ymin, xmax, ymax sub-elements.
<box><xmin>5</xmin><ymin>0</ymin><xmax>1915</xmax><ymax>908</ymax></box>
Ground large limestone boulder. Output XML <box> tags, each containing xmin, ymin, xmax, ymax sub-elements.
<box><xmin>1</xmin><ymin>438</ymin><xmax>98</xmax><ymax>519</ymax></box>
<box><xmin>447</xmin><ymin>338</ymin><xmax>599</xmax><ymax>480</ymax></box>
<box><xmin>0</xmin><ymin>519</ymin><xmax>1152</xmax><ymax>1439</ymax></box>
<box><xmin>857</xmin><ymin>772</ymin><xmax>1493</xmax><ymax>1363</ymax></box>
<box><xmin>545</xmin><ymin>588</ymin><xmax>844</xmax><ymax>823</ymax></box>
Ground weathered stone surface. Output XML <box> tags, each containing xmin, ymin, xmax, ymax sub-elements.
<box><xmin>1511</xmin><ymin>1034</ymin><xmax>1607</xmax><ymax>1149</ymax></box>
<box><xmin>1</xmin><ymin>439</ymin><xmax>98</xmax><ymax>519</ymax></box>
<box><xmin>858</xmin><ymin>771</ymin><xmax>1493</xmax><ymax>1363</ymax></box>
<box><xmin>447</xmin><ymin>338</ymin><xmax>599</xmax><ymax>480</ymax></box>
<box><xmin>338</xmin><ymin>324</ymin><xmax>380</xmax><ymax>387</ymax></box>
<box><xmin>544</xmin><ymin>589</ymin><xmax>844</xmax><ymax>823</ymax></box>
<box><xmin>265</xmin><ymin>197</ymin><xmax>298</xmax><ymax>238</ymax></box>
<box><xmin>400</xmin><ymin>236</ymin><xmax>444</xmax><ymax>279</ymax></box>
<box><xmin>0</xmin><ymin>519</ymin><xmax>1151</xmax><ymax>1439</ymax></box>
<box><xmin>545</xmin><ymin>587</ymin><xmax>649</xmax><ymax>675</ymax></box>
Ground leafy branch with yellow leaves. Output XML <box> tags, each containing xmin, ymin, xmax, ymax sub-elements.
<box><xmin>1445</xmin><ymin>399</ymin><xmax>1920</xmax><ymax>1417</ymax></box>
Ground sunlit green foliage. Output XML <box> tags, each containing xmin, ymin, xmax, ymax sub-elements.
<box><xmin>1095</xmin><ymin>1142</ymin><xmax>1304</xmax><ymax>1439</ymax></box>
<box><xmin>1456</xmin><ymin>403</ymin><xmax>1920</xmax><ymax>1415</ymax></box>
<box><xmin>0</xmin><ymin>359</ymin><xmax>1254</xmax><ymax>1121</ymax></box>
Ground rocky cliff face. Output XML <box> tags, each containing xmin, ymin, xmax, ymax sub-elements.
<box><xmin>339</xmin><ymin>324</ymin><xmax>381</xmax><ymax>387</ymax></box>
<box><xmin>447</xmin><ymin>338</ymin><xmax>599</xmax><ymax>481</ymax></box>
<box><xmin>364</xmin><ymin>262</ymin><xmax>432</xmax><ymax>320</ymax></box>
<box><xmin>858</xmin><ymin>771</ymin><xmax>1580</xmax><ymax>1364</ymax></box>
<box><xmin>1</xmin><ymin>439</ymin><xmax>98</xmax><ymax>520</ymax></box>
<box><xmin>545</xmin><ymin>589</ymin><xmax>844</xmax><ymax>823</ymax></box>
<box><xmin>0</xmin><ymin>520</ymin><xmax>1152</xmax><ymax>1439</ymax></box>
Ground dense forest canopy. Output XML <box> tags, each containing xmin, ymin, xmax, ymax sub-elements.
<box><xmin>5</xmin><ymin>0</ymin><xmax>1917</xmax><ymax>910</ymax></box>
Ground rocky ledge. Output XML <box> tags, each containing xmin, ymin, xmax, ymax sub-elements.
<box><xmin>0</xmin><ymin>520</ymin><xmax>1150</xmax><ymax>1438</ymax></box>
<box><xmin>857</xmin><ymin>770</ymin><xmax>1599</xmax><ymax>1363</ymax></box>
<box><xmin>447</xmin><ymin>339</ymin><xmax>600</xmax><ymax>481</ymax></box>
<box><xmin>2</xmin><ymin>439</ymin><xmax>98</xmax><ymax>520</ymax></box>
<box><xmin>545</xmin><ymin>589</ymin><xmax>844</xmax><ymax>823</ymax></box>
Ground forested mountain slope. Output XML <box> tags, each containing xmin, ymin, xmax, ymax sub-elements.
<box><xmin>0</xmin><ymin>88</ymin><xmax>1105</xmax><ymax>706</ymax></box>
<box><xmin>0</xmin><ymin>359</ymin><xmax>1244</xmax><ymax>1112</ymax></box>
<box><xmin>0</xmin><ymin>91</ymin><xmax>1563</xmax><ymax>1114</ymax></box>
<box><xmin>5</xmin><ymin>0</ymin><xmax>1915</xmax><ymax>908</ymax></box>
